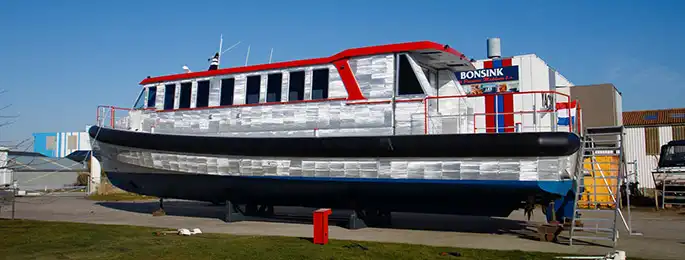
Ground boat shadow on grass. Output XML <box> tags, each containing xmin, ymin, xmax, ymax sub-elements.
<box><xmin>97</xmin><ymin>200</ymin><xmax>552</xmax><ymax>240</ymax></box>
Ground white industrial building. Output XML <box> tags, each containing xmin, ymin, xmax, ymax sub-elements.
<box><xmin>32</xmin><ymin>126</ymin><xmax>92</xmax><ymax>158</ymax></box>
<box><xmin>623</xmin><ymin>108</ymin><xmax>685</xmax><ymax>189</ymax></box>
<box><xmin>457</xmin><ymin>38</ymin><xmax>576</xmax><ymax>134</ymax></box>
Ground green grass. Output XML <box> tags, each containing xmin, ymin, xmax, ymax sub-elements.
<box><xmin>0</xmin><ymin>219</ymin><xmax>572</xmax><ymax>260</ymax></box>
<box><xmin>86</xmin><ymin>192</ymin><xmax>156</xmax><ymax>202</ymax></box>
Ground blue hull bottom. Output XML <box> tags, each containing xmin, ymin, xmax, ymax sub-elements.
<box><xmin>107</xmin><ymin>172</ymin><xmax>574</xmax><ymax>218</ymax></box>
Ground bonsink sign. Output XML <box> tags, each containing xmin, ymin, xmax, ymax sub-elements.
<box><xmin>456</xmin><ymin>66</ymin><xmax>519</xmax><ymax>84</ymax></box>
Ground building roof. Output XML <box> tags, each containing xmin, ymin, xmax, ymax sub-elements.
<box><xmin>5</xmin><ymin>151</ymin><xmax>88</xmax><ymax>172</ymax></box>
<box><xmin>623</xmin><ymin>108</ymin><xmax>685</xmax><ymax>127</ymax></box>
<box><xmin>139</xmin><ymin>41</ymin><xmax>472</xmax><ymax>85</ymax></box>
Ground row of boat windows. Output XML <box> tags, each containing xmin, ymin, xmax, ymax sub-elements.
<box><xmin>145</xmin><ymin>68</ymin><xmax>330</xmax><ymax>109</ymax></box>
<box><xmin>142</xmin><ymin>54</ymin><xmax>428</xmax><ymax>110</ymax></box>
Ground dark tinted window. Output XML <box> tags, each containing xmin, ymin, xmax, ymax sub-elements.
<box><xmin>246</xmin><ymin>75</ymin><xmax>261</xmax><ymax>104</ymax></box>
<box><xmin>288</xmin><ymin>71</ymin><xmax>305</xmax><ymax>101</ymax></box>
<box><xmin>196</xmin><ymin>80</ymin><xmax>210</xmax><ymax>108</ymax></box>
<box><xmin>164</xmin><ymin>84</ymin><xmax>175</xmax><ymax>110</ymax></box>
<box><xmin>220</xmin><ymin>78</ymin><xmax>235</xmax><ymax>106</ymax></box>
<box><xmin>398</xmin><ymin>54</ymin><xmax>424</xmax><ymax>95</ymax></box>
<box><xmin>659</xmin><ymin>144</ymin><xmax>685</xmax><ymax>167</ymax></box>
<box><xmin>312</xmin><ymin>68</ymin><xmax>329</xmax><ymax>100</ymax></box>
<box><xmin>267</xmin><ymin>73</ymin><xmax>282</xmax><ymax>102</ymax></box>
<box><xmin>179</xmin><ymin>82</ymin><xmax>192</xmax><ymax>109</ymax></box>
<box><xmin>146</xmin><ymin>87</ymin><xmax>156</xmax><ymax>108</ymax></box>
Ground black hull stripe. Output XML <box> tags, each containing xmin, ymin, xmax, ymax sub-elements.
<box><xmin>89</xmin><ymin>126</ymin><xmax>580</xmax><ymax>158</ymax></box>
<box><xmin>106</xmin><ymin>172</ymin><xmax>573</xmax><ymax>217</ymax></box>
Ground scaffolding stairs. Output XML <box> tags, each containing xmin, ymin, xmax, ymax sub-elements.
<box><xmin>654</xmin><ymin>170</ymin><xmax>685</xmax><ymax>208</ymax></box>
<box><xmin>569</xmin><ymin>126</ymin><xmax>624</xmax><ymax>247</ymax></box>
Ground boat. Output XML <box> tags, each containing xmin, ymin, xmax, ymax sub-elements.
<box><xmin>89</xmin><ymin>40</ymin><xmax>582</xmax><ymax>224</ymax></box>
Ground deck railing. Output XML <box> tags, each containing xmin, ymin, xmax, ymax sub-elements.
<box><xmin>422</xmin><ymin>90</ymin><xmax>580</xmax><ymax>135</ymax></box>
<box><xmin>95</xmin><ymin>90</ymin><xmax>581</xmax><ymax>136</ymax></box>
<box><xmin>95</xmin><ymin>105</ymin><xmax>134</xmax><ymax>129</ymax></box>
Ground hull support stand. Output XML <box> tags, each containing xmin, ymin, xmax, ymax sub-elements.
<box><xmin>348</xmin><ymin>211</ymin><xmax>367</xmax><ymax>229</ymax></box>
<box><xmin>347</xmin><ymin>209</ymin><xmax>392</xmax><ymax>229</ymax></box>
<box><xmin>224</xmin><ymin>201</ymin><xmax>245</xmax><ymax>223</ymax></box>
<box><xmin>152</xmin><ymin>198</ymin><xmax>166</xmax><ymax>216</ymax></box>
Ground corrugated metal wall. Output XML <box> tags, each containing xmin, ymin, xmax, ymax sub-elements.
<box><xmin>0</xmin><ymin>148</ymin><xmax>11</xmax><ymax>186</ymax></box>
<box><xmin>624</xmin><ymin>125</ymin><xmax>676</xmax><ymax>189</ymax></box>
<box><xmin>659</xmin><ymin>126</ymin><xmax>673</xmax><ymax>145</ymax></box>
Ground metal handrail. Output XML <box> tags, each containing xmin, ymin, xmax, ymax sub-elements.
<box><xmin>422</xmin><ymin>90</ymin><xmax>578</xmax><ymax>134</ymax></box>
<box><xmin>95</xmin><ymin>105</ymin><xmax>135</xmax><ymax>129</ymax></box>
<box><xmin>95</xmin><ymin>90</ymin><xmax>581</xmax><ymax>135</ymax></box>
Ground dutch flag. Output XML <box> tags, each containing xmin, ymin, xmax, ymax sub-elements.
<box><xmin>556</xmin><ymin>100</ymin><xmax>577</xmax><ymax>126</ymax></box>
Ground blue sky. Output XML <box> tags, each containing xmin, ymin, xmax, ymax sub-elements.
<box><xmin>0</xmin><ymin>0</ymin><xmax>684</xmax><ymax>146</ymax></box>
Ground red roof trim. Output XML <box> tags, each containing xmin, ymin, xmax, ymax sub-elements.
<box><xmin>140</xmin><ymin>41</ymin><xmax>467</xmax><ymax>85</ymax></box>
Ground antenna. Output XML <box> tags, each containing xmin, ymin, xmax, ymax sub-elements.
<box><xmin>245</xmin><ymin>45</ymin><xmax>251</xmax><ymax>66</ymax></box>
<box><xmin>221</xmin><ymin>41</ymin><xmax>241</xmax><ymax>56</ymax></box>
<box><xmin>269</xmin><ymin>48</ymin><xmax>274</xmax><ymax>64</ymax></box>
<box><xmin>218</xmin><ymin>34</ymin><xmax>223</xmax><ymax>65</ymax></box>
<box><xmin>216</xmin><ymin>34</ymin><xmax>241</xmax><ymax>67</ymax></box>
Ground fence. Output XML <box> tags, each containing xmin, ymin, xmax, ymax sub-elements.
<box><xmin>95</xmin><ymin>91</ymin><xmax>581</xmax><ymax>136</ymax></box>
<box><xmin>423</xmin><ymin>91</ymin><xmax>580</xmax><ymax>135</ymax></box>
<box><xmin>96</xmin><ymin>105</ymin><xmax>134</xmax><ymax>129</ymax></box>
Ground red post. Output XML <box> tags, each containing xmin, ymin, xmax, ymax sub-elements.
<box><xmin>313</xmin><ymin>208</ymin><xmax>332</xmax><ymax>245</ymax></box>
<box><xmin>110</xmin><ymin>108</ymin><xmax>115</xmax><ymax>128</ymax></box>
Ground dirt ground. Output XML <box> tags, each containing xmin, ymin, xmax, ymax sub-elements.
<box><xmin>1</xmin><ymin>192</ymin><xmax>684</xmax><ymax>260</ymax></box>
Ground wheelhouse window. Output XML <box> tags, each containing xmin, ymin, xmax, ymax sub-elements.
<box><xmin>312</xmin><ymin>68</ymin><xmax>329</xmax><ymax>99</ymax></box>
<box><xmin>267</xmin><ymin>73</ymin><xmax>282</xmax><ymax>102</ymax></box>
<box><xmin>164</xmin><ymin>84</ymin><xmax>175</xmax><ymax>110</ymax></box>
<box><xmin>398</xmin><ymin>54</ymin><xmax>424</xmax><ymax>95</ymax></box>
<box><xmin>147</xmin><ymin>86</ymin><xmax>157</xmax><ymax>108</ymax></box>
<box><xmin>246</xmin><ymin>75</ymin><xmax>261</xmax><ymax>104</ymax></box>
<box><xmin>179</xmin><ymin>82</ymin><xmax>192</xmax><ymax>109</ymax></box>
<box><xmin>288</xmin><ymin>71</ymin><xmax>305</xmax><ymax>101</ymax></box>
<box><xmin>196</xmin><ymin>80</ymin><xmax>210</xmax><ymax>108</ymax></box>
<box><xmin>422</xmin><ymin>66</ymin><xmax>437</xmax><ymax>89</ymax></box>
<box><xmin>133</xmin><ymin>89</ymin><xmax>145</xmax><ymax>109</ymax></box>
<box><xmin>220</xmin><ymin>78</ymin><xmax>235</xmax><ymax>106</ymax></box>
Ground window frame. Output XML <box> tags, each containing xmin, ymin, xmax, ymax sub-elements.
<box><xmin>220</xmin><ymin>77</ymin><xmax>235</xmax><ymax>106</ymax></box>
<box><xmin>288</xmin><ymin>70</ymin><xmax>306</xmax><ymax>101</ymax></box>
<box><xmin>132</xmin><ymin>88</ymin><xmax>146</xmax><ymax>110</ymax></box>
<box><xmin>146</xmin><ymin>86</ymin><xmax>157</xmax><ymax>108</ymax></box>
<box><xmin>311</xmin><ymin>68</ymin><xmax>329</xmax><ymax>100</ymax></box>
<box><xmin>178</xmin><ymin>82</ymin><xmax>192</xmax><ymax>109</ymax></box>
<box><xmin>163</xmin><ymin>84</ymin><xmax>176</xmax><ymax>110</ymax></box>
<box><xmin>396</xmin><ymin>53</ymin><xmax>426</xmax><ymax>96</ymax></box>
<box><xmin>266</xmin><ymin>73</ymin><xmax>283</xmax><ymax>102</ymax></box>
<box><xmin>245</xmin><ymin>75</ymin><xmax>262</xmax><ymax>104</ymax></box>
<box><xmin>196</xmin><ymin>80</ymin><xmax>210</xmax><ymax>108</ymax></box>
